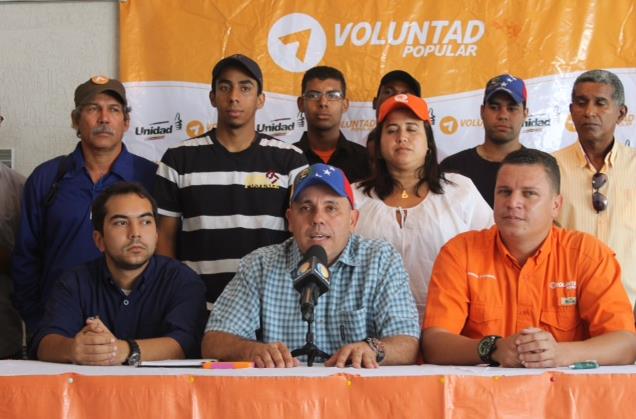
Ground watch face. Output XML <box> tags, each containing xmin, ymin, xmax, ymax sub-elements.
<box><xmin>478</xmin><ymin>336</ymin><xmax>495</xmax><ymax>357</ymax></box>
<box><xmin>128</xmin><ymin>351</ymin><xmax>141</xmax><ymax>366</ymax></box>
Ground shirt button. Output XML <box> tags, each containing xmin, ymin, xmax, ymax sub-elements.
<box><xmin>123</xmin><ymin>299</ymin><xmax>130</xmax><ymax>306</ymax></box>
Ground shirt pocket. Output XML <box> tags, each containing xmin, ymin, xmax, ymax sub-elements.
<box><xmin>338</xmin><ymin>308</ymin><xmax>368</xmax><ymax>345</ymax></box>
<box><xmin>465</xmin><ymin>303</ymin><xmax>504</xmax><ymax>337</ymax></box>
<box><xmin>539</xmin><ymin>309</ymin><xmax>582</xmax><ymax>342</ymax></box>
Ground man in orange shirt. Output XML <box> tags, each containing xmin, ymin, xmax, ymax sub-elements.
<box><xmin>422</xmin><ymin>148</ymin><xmax>636</xmax><ymax>368</ymax></box>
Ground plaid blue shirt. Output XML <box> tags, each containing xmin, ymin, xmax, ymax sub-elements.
<box><xmin>206</xmin><ymin>235</ymin><xmax>420</xmax><ymax>356</ymax></box>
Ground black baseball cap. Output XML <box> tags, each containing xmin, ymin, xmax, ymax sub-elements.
<box><xmin>377</xmin><ymin>70</ymin><xmax>421</xmax><ymax>97</ymax></box>
<box><xmin>211</xmin><ymin>54</ymin><xmax>263</xmax><ymax>92</ymax></box>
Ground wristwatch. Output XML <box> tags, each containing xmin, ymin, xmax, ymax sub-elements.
<box><xmin>478</xmin><ymin>335</ymin><xmax>501</xmax><ymax>366</ymax></box>
<box><xmin>364</xmin><ymin>337</ymin><xmax>386</xmax><ymax>363</ymax></box>
<box><xmin>125</xmin><ymin>339</ymin><xmax>141</xmax><ymax>367</ymax></box>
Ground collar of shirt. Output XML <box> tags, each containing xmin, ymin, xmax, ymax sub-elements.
<box><xmin>284</xmin><ymin>235</ymin><xmax>361</xmax><ymax>275</ymax></box>
<box><xmin>207</xmin><ymin>128</ymin><xmax>261</xmax><ymax>155</ymax></box>
<box><xmin>494</xmin><ymin>225</ymin><xmax>554</xmax><ymax>268</ymax></box>
<box><xmin>98</xmin><ymin>254</ymin><xmax>156</xmax><ymax>296</ymax></box>
<box><xmin>297</xmin><ymin>131</ymin><xmax>352</xmax><ymax>155</ymax></box>
<box><xmin>574</xmin><ymin>139</ymin><xmax>618</xmax><ymax>171</ymax></box>
<box><xmin>69</xmin><ymin>141</ymin><xmax>134</xmax><ymax>180</ymax></box>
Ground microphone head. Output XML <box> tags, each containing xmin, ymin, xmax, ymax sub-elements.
<box><xmin>297</xmin><ymin>245</ymin><xmax>329</xmax><ymax>279</ymax></box>
<box><xmin>294</xmin><ymin>245</ymin><xmax>330</xmax><ymax>295</ymax></box>
<box><xmin>304</xmin><ymin>245</ymin><xmax>328</xmax><ymax>265</ymax></box>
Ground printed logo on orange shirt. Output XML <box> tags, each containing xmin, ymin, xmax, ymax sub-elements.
<box><xmin>550</xmin><ymin>281</ymin><xmax>577</xmax><ymax>290</ymax></box>
<box><xmin>560</xmin><ymin>297</ymin><xmax>577</xmax><ymax>306</ymax></box>
<box><xmin>467</xmin><ymin>272</ymin><xmax>496</xmax><ymax>280</ymax></box>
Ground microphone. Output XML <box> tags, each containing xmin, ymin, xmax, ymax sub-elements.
<box><xmin>293</xmin><ymin>245</ymin><xmax>330</xmax><ymax>322</ymax></box>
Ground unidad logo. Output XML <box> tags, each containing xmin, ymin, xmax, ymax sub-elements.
<box><xmin>268</xmin><ymin>13</ymin><xmax>327</xmax><ymax>73</ymax></box>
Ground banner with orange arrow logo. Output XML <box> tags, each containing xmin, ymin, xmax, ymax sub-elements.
<box><xmin>120</xmin><ymin>0</ymin><xmax>635</xmax><ymax>162</ymax></box>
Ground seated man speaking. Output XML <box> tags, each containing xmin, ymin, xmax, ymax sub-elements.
<box><xmin>202</xmin><ymin>163</ymin><xmax>420</xmax><ymax>368</ymax></box>
<box><xmin>34</xmin><ymin>183</ymin><xmax>207</xmax><ymax>365</ymax></box>
<box><xmin>422</xmin><ymin>148</ymin><xmax>636</xmax><ymax>368</ymax></box>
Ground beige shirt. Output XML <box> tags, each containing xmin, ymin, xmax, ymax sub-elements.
<box><xmin>554</xmin><ymin>141</ymin><xmax>636</xmax><ymax>305</ymax></box>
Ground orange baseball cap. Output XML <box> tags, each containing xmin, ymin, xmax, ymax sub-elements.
<box><xmin>377</xmin><ymin>93</ymin><xmax>430</xmax><ymax>123</ymax></box>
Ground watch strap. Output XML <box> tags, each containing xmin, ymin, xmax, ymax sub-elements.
<box><xmin>364</xmin><ymin>337</ymin><xmax>386</xmax><ymax>363</ymax></box>
<box><xmin>125</xmin><ymin>339</ymin><xmax>141</xmax><ymax>366</ymax></box>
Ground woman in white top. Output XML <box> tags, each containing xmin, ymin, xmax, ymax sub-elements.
<box><xmin>354</xmin><ymin>94</ymin><xmax>493</xmax><ymax>322</ymax></box>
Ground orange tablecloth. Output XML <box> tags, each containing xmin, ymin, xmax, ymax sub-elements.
<box><xmin>1</xmin><ymin>361</ymin><xmax>635</xmax><ymax>418</ymax></box>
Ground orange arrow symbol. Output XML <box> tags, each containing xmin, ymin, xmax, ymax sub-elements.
<box><xmin>278</xmin><ymin>29</ymin><xmax>311</xmax><ymax>63</ymax></box>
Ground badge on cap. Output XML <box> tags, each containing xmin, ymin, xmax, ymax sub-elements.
<box><xmin>296</xmin><ymin>167</ymin><xmax>310</xmax><ymax>183</ymax></box>
<box><xmin>394</xmin><ymin>93</ymin><xmax>409</xmax><ymax>103</ymax></box>
<box><xmin>91</xmin><ymin>76</ymin><xmax>110</xmax><ymax>85</ymax></box>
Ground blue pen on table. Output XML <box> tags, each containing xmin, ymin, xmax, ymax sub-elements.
<box><xmin>568</xmin><ymin>360</ymin><xmax>599</xmax><ymax>369</ymax></box>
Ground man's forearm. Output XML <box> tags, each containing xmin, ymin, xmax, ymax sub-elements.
<box><xmin>37</xmin><ymin>334</ymin><xmax>74</xmax><ymax>363</ymax></box>
<box><xmin>381</xmin><ymin>335</ymin><xmax>419</xmax><ymax>365</ymax></box>
<box><xmin>557</xmin><ymin>331</ymin><xmax>636</xmax><ymax>366</ymax></box>
<box><xmin>422</xmin><ymin>328</ymin><xmax>481</xmax><ymax>365</ymax></box>
<box><xmin>202</xmin><ymin>331</ymin><xmax>257</xmax><ymax>360</ymax></box>
<box><xmin>136</xmin><ymin>337</ymin><xmax>184</xmax><ymax>362</ymax></box>
<box><xmin>156</xmin><ymin>216</ymin><xmax>180</xmax><ymax>258</ymax></box>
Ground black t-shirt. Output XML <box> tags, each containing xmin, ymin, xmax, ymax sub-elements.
<box><xmin>294</xmin><ymin>131</ymin><xmax>370</xmax><ymax>183</ymax></box>
<box><xmin>440</xmin><ymin>147</ymin><xmax>501</xmax><ymax>208</ymax></box>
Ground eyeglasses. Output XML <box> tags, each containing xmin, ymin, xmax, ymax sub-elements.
<box><xmin>592</xmin><ymin>172</ymin><xmax>608</xmax><ymax>213</ymax></box>
<box><xmin>303</xmin><ymin>91</ymin><xmax>344</xmax><ymax>101</ymax></box>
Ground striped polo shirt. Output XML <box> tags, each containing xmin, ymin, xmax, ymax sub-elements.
<box><xmin>155</xmin><ymin>129</ymin><xmax>308</xmax><ymax>303</ymax></box>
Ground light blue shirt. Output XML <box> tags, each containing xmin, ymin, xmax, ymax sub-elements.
<box><xmin>206</xmin><ymin>235</ymin><xmax>420</xmax><ymax>357</ymax></box>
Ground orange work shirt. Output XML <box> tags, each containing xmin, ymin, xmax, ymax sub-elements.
<box><xmin>423</xmin><ymin>225</ymin><xmax>634</xmax><ymax>341</ymax></box>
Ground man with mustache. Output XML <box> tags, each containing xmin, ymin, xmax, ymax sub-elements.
<box><xmin>203</xmin><ymin>164</ymin><xmax>420</xmax><ymax>368</ymax></box>
<box><xmin>441</xmin><ymin>74</ymin><xmax>528</xmax><ymax>208</ymax></box>
<box><xmin>553</xmin><ymin>70</ymin><xmax>636</xmax><ymax>308</ymax></box>
<box><xmin>12</xmin><ymin>77</ymin><xmax>157</xmax><ymax>339</ymax></box>
<box><xmin>422</xmin><ymin>148</ymin><xmax>636</xmax><ymax>368</ymax></box>
<box><xmin>33</xmin><ymin>183</ymin><xmax>206</xmax><ymax>365</ymax></box>
<box><xmin>155</xmin><ymin>55</ymin><xmax>307</xmax><ymax>307</ymax></box>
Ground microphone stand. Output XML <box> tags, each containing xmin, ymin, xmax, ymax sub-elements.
<box><xmin>291</xmin><ymin>306</ymin><xmax>330</xmax><ymax>367</ymax></box>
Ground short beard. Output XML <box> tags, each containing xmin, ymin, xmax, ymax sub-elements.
<box><xmin>110</xmin><ymin>255</ymin><xmax>150</xmax><ymax>272</ymax></box>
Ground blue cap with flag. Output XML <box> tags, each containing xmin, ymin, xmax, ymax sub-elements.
<box><xmin>484</xmin><ymin>74</ymin><xmax>527</xmax><ymax>105</ymax></box>
<box><xmin>290</xmin><ymin>164</ymin><xmax>355</xmax><ymax>208</ymax></box>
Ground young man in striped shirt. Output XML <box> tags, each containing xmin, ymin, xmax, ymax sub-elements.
<box><xmin>154</xmin><ymin>54</ymin><xmax>308</xmax><ymax>306</ymax></box>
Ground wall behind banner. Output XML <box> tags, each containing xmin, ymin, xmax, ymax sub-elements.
<box><xmin>0</xmin><ymin>1</ymin><xmax>118</xmax><ymax>176</ymax></box>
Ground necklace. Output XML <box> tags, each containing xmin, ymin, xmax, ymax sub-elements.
<box><xmin>401</xmin><ymin>189</ymin><xmax>409</xmax><ymax>199</ymax></box>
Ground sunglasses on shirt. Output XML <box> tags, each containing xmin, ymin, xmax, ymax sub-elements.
<box><xmin>592</xmin><ymin>172</ymin><xmax>608</xmax><ymax>213</ymax></box>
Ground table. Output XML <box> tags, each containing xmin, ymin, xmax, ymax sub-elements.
<box><xmin>1</xmin><ymin>360</ymin><xmax>635</xmax><ymax>418</ymax></box>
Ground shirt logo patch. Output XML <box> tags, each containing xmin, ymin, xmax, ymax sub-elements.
<box><xmin>550</xmin><ymin>281</ymin><xmax>577</xmax><ymax>290</ymax></box>
<box><xmin>560</xmin><ymin>296</ymin><xmax>577</xmax><ymax>306</ymax></box>
<box><xmin>467</xmin><ymin>272</ymin><xmax>496</xmax><ymax>280</ymax></box>
<box><xmin>245</xmin><ymin>173</ymin><xmax>281</xmax><ymax>189</ymax></box>
<box><xmin>266</xmin><ymin>170</ymin><xmax>280</xmax><ymax>184</ymax></box>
